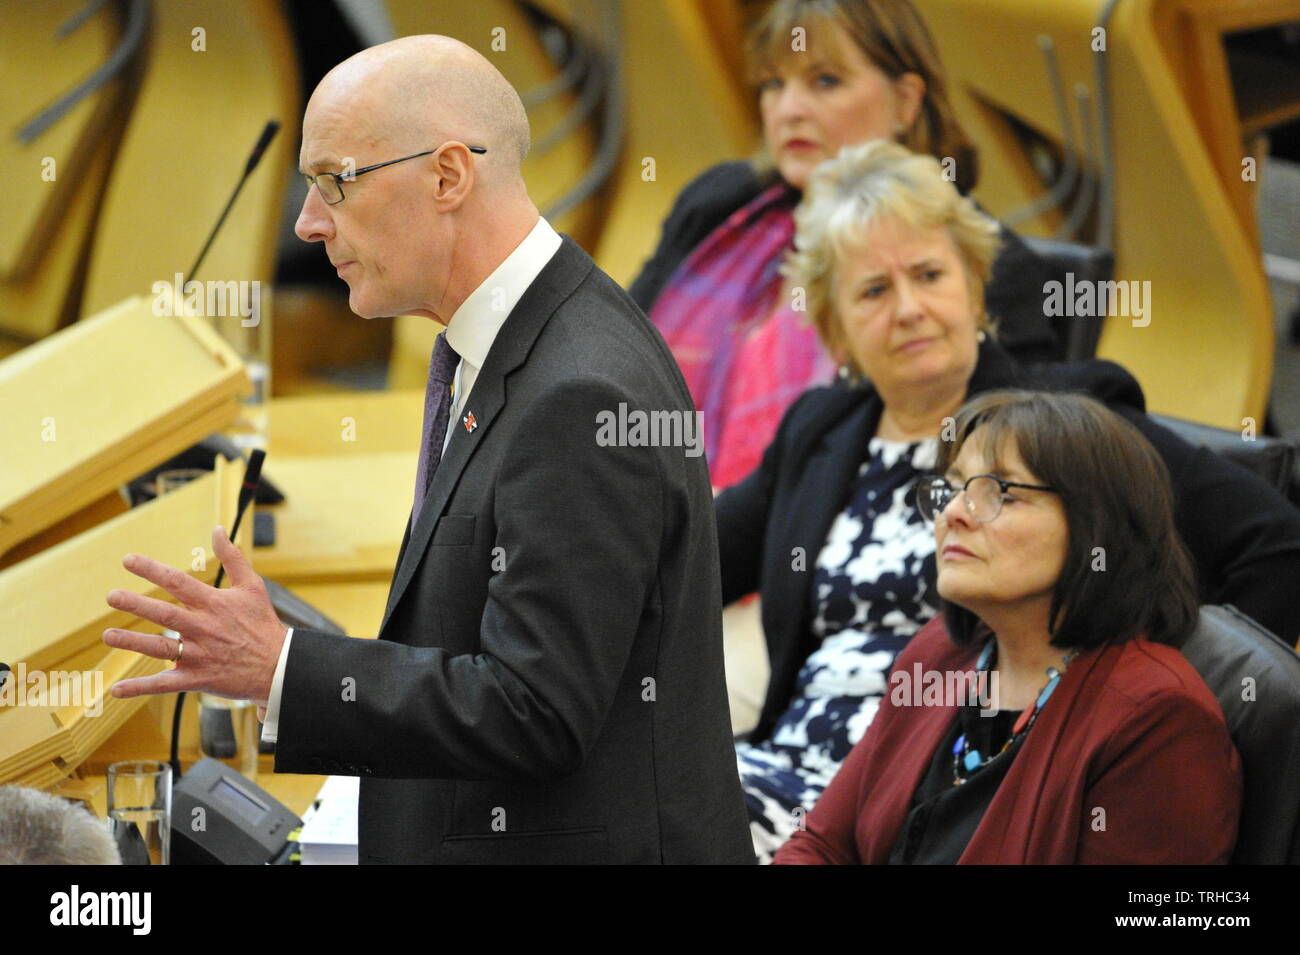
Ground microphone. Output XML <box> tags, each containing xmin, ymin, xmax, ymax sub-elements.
<box><xmin>183</xmin><ymin>120</ymin><xmax>281</xmax><ymax>287</ymax></box>
<box><xmin>244</xmin><ymin>121</ymin><xmax>281</xmax><ymax>178</ymax></box>
<box><xmin>216</xmin><ymin>449</ymin><xmax>265</xmax><ymax>590</ymax></box>
<box><xmin>169</xmin><ymin>449</ymin><xmax>267</xmax><ymax>780</ymax></box>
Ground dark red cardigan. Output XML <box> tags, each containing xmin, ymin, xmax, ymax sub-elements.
<box><xmin>774</xmin><ymin>616</ymin><xmax>1242</xmax><ymax>864</ymax></box>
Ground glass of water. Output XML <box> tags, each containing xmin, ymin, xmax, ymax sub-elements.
<box><xmin>199</xmin><ymin>695</ymin><xmax>260</xmax><ymax>780</ymax></box>
<box><xmin>107</xmin><ymin>760</ymin><xmax>171</xmax><ymax>865</ymax></box>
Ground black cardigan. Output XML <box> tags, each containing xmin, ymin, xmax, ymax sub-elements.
<box><xmin>716</xmin><ymin>339</ymin><xmax>1300</xmax><ymax>744</ymax></box>
<box><xmin>629</xmin><ymin>161</ymin><xmax>1064</xmax><ymax>363</ymax></box>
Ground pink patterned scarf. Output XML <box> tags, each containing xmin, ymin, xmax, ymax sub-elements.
<box><xmin>649</xmin><ymin>183</ymin><xmax>836</xmax><ymax>488</ymax></box>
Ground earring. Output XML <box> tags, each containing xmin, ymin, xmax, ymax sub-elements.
<box><xmin>976</xmin><ymin>329</ymin><xmax>987</xmax><ymax>343</ymax></box>
<box><xmin>837</xmin><ymin>364</ymin><xmax>866</xmax><ymax>388</ymax></box>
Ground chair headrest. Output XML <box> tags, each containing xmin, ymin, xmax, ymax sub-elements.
<box><xmin>1177</xmin><ymin>605</ymin><xmax>1300</xmax><ymax>864</ymax></box>
<box><xmin>1149</xmin><ymin>413</ymin><xmax>1297</xmax><ymax>497</ymax></box>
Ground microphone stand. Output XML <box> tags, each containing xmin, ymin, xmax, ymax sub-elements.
<box><xmin>183</xmin><ymin>120</ymin><xmax>280</xmax><ymax>288</ymax></box>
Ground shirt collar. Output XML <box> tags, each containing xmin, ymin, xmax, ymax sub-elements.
<box><xmin>443</xmin><ymin>216</ymin><xmax>562</xmax><ymax>370</ymax></box>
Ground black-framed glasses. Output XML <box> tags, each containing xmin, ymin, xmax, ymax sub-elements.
<box><xmin>915</xmin><ymin>473</ymin><xmax>1058</xmax><ymax>524</ymax></box>
<box><xmin>302</xmin><ymin>143</ymin><xmax>488</xmax><ymax>205</ymax></box>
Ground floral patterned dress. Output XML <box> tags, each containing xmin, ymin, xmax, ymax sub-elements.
<box><xmin>736</xmin><ymin>437</ymin><xmax>940</xmax><ymax>862</ymax></box>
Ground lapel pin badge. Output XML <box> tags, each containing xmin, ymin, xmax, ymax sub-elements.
<box><xmin>463</xmin><ymin>411</ymin><xmax>477</xmax><ymax>433</ymax></box>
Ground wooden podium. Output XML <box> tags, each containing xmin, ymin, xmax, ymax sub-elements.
<box><xmin>0</xmin><ymin>296</ymin><xmax>250</xmax><ymax>558</ymax></box>
<box><xmin>0</xmin><ymin>297</ymin><xmax>250</xmax><ymax>788</ymax></box>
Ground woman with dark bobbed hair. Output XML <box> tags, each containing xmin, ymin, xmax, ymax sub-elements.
<box><xmin>775</xmin><ymin>390</ymin><xmax>1241</xmax><ymax>864</ymax></box>
<box><xmin>631</xmin><ymin>0</ymin><xmax>1062</xmax><ymax>488</ymax></box>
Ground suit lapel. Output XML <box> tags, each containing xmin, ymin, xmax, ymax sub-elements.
<box><xmin>379</xmin><ymin>237</ymin><xmax>594</xmax><ymax>635</ymax></box>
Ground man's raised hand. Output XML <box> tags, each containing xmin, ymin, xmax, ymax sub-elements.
<box><xmin>102</xmin><ymin>526</ymin><xmax>286</xmax><ymax>704</ymax></box>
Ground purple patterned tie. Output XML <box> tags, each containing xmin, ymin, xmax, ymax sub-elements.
<box><xmin>412</xmin><ymin>333</ymin><xmax>461</xmax><ymax>525</ymax></box>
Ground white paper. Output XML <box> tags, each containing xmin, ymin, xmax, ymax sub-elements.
<box><xmin>298</xmin><ymin>775</ymin><xmax>359</xmax><ymax>865</ymax></box>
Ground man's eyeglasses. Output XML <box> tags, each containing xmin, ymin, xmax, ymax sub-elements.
<box><xmin>915</xmin><ymin>473</ymin><xmax>1058</xmax><ymax>524</ymax></box>
<box><xmin>302</xmin><ymin>143</ymin><xmax>488</xmax><ymax>205</ymax></box>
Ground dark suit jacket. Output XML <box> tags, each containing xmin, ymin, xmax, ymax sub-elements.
<box><xmin>274</xmin><ymin>237</ymin><xmax>754</xmax><ymax>864</ymax></box>
<box><xmin>774</xmin><ymin>616</ymin><xmax>1241</xmax><ymax>864</ymax></box>
<box><xmin>716</xmin><ymin>339</ymin><xmax>1300</xmax><ymax>745</ymax></box>
<box><xmin>628</xmin><ymin>161</ymin><xmax>1064</xmax><ymax>363</ymax></box>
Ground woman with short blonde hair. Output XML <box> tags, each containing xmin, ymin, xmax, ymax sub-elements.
<box><xmin>783</xmin><ymin>139</ymin><xmax>1002</xmax><ymax>376</ymax></box>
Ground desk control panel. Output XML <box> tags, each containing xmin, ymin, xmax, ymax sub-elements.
<box><xmin>171</xmin><ymin>758</ymin><xmax>302</xmax><ymax>865</ymax></box>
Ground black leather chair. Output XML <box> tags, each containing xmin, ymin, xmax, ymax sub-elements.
<box><xmin>1176</xmin><ymin>605</ymin><xmax>1300</xmax><ymax>864</ymax></box>
<box><xmin>1019</xmin><ymin>235</ymin><xmax>1115</xmax><ymax>363</ymax></box>
<box><xmin>1149</xmin><ymin>412</ymin><xmax>1300</xmax><ymax>504</ymax></box>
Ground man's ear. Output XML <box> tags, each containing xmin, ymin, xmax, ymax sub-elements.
<box><xmin>430</xmin><ymin>143</ymin><xmax>476</xmax><ymax>211</ymax></box>
<box><xmin>894</xmin><ymin>72</ymin><xmax>926</xmax><ymax>133</ymax></box>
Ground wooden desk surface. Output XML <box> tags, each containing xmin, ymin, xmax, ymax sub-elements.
<box><xmin>253</xmin><ymin>453</ymin><xmax>415</xmax><ymax>582</ymax></box>
<box><xmin>268</xmin><ymin>389</ymin><xmax>423</xmax><ymax>458</ymax></box>
<box><xmin>256</xmin><ymin>390</ymin><xmax>425</xmax><ymax>581</ymax></box>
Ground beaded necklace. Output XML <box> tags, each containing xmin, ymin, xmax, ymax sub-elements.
<box><xmin>951</xmin><ymin>638</ymin><xmax>1077</xmax><ymax>786</ymax></box>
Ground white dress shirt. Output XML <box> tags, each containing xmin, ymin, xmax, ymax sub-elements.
<box><xmin>261</xmin><ymin>217</ymin><xmax>563</xmax><ymax>744</ymax></box>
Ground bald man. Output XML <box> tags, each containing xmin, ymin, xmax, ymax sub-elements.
<box><xmin>103</xmin><ymin>36</ymin><xmax>754</xmax><ymax>864</ymax></box>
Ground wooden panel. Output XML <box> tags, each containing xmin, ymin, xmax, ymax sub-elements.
<box><xmin>916</xmin><ymin>0</ymin><xmax>1277</xmax><ymax>427</ymax></box>
<box><xmin>0</xmin><ymin>0</ymin><xmax>121</xmax><ymax>281</ymax></box>
<box><xmin>269</xmin><ymin>287</ymin><xmax>391</xmax><ymax>397</ymax></box>
<box><xmin>916</xmin><ymin>0</ymin><xmax>1110</xmax><ymax>232</ymax></box>
<box><xmin>80</xmin><ymin>0</ymin><xmax>298</xmax><ymax>318</ymax></box>
<box><xmin>0</xmin><ymin>133</ymin><xmax>117</xmax><ymax>340</ymax></box>
<box><xmin>390</xmin><ymin>316</ymin><xmax>444</xmax><ymax>392</ymax></box>
<box><xmin>0</xmin><ymin>650</ymin><xmax>166</xmax><ymax>789</ymax></box>
<box><xmin>0</xmin><ymin>458</ymin><xmax>250</xmax><ymax>786</ymax></box>
<box><xmin>0</xmin><ymin>489</ymin><xmax>130</xmax><ymax>573</ymax></box>
<box><xmin>1095</xmin><ymin>0</ymin><xmax>1276</xmax><ymax>426</ymax></box>
<box><xmin>590</xmin><ymin>0</ymin><xmax>758</xmax><ymax>285</ymax></box>
<box><xmin>0</xmin><ymin>457</ymin><xmax>246</xmax><ymax>672</ymax></box>
<box><xmin>0</xmin><ymin>297</ymin><xmax>250</xmax><ymax>556</ymax></box>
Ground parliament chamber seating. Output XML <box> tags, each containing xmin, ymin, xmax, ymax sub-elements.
<box><xmin>1177</xmin><ymin>605</ymin><xmax>1300</xmax><ymax>864</ymax></box>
